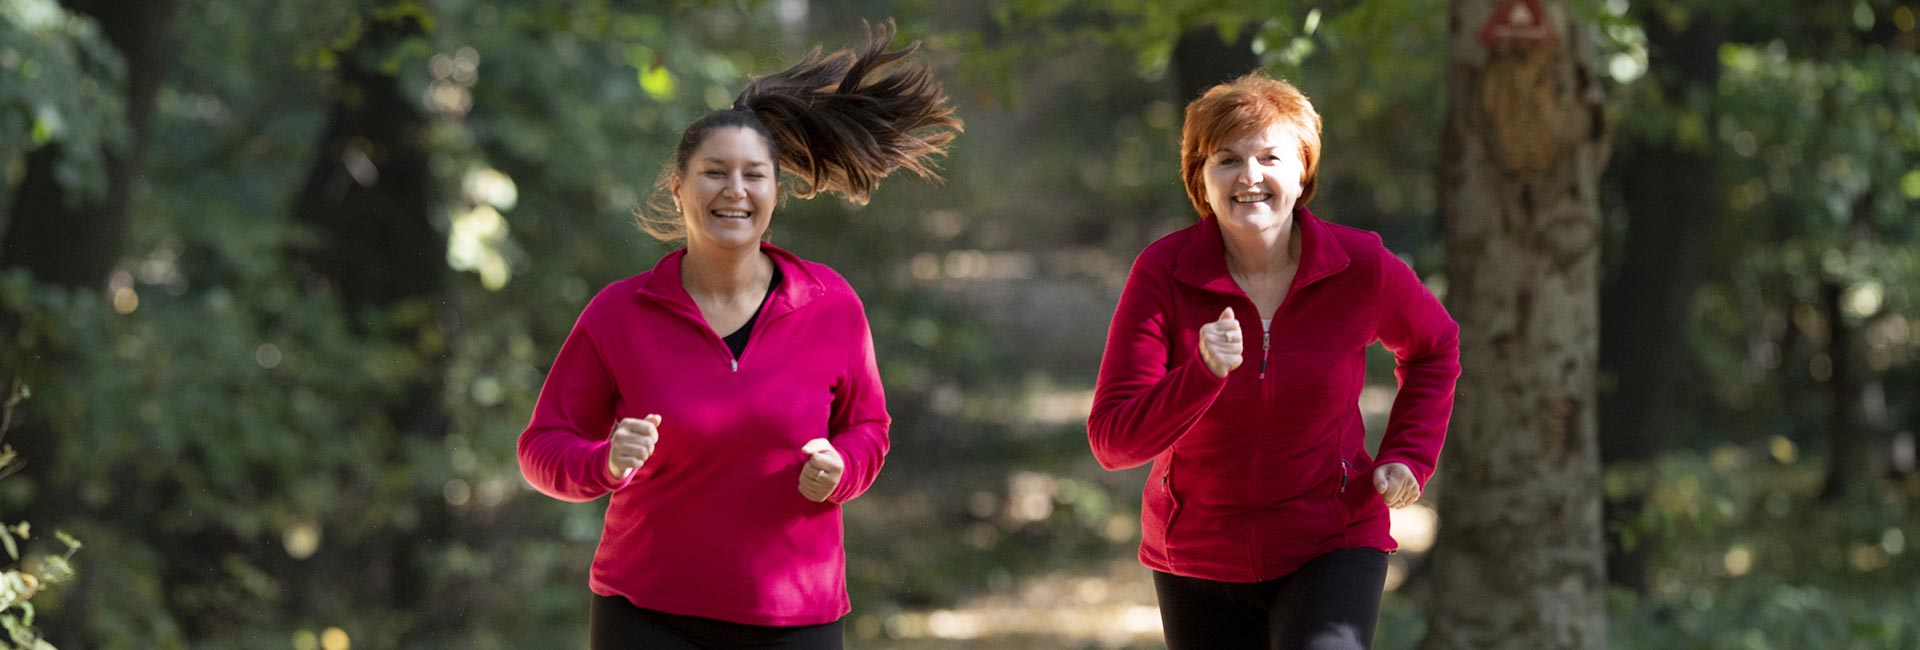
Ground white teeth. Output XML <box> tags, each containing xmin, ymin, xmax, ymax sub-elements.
<box><xmin>1233</xmin><ymin>194</ymin><xmax>1271</xmax><ymax>204</ymax></box>
<box><xmin>713</xmin><ymin>210</ymin><xmax>750</xmax><ymax>218</ymax></box>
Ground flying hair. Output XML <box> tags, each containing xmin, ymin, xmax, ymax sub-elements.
<box><xmin>638</xmin><ymin>20</ymin><xmax>962</xmax><ymax>241</ymax></box>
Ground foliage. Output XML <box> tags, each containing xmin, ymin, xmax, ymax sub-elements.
<box><xmin>1605</xmin><ymin>449</ymin><xmax>1920</xmax><ymax>650</ymax></box>
<box><xmin>0</xmin><ymin>378</ymin><xmax>81</xmax><ymax>650</ymax></box>
<box><xmin>1</xmin><ymin>0</ymin><xmax>1918</xmax><ymax>646</ymax></box>
<box><xmin>0</xmin><ymin>0</ymin><xmax>125</xmax><ymax>203</ymax></box>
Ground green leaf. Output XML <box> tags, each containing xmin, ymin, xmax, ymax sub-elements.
<box><xmin>52</xmin><ymin>531</ymin><xmax>77</xmax><ymax>552</ymax></box>
<box><xmin>639</xmin><ymin>64</ymin><xmax>675</xmax><ymax>100</ymax></box>
<box><xmin>0</xmin><ymin>526</ymin><xmax>15</xmax><ymax>561</ymax></box>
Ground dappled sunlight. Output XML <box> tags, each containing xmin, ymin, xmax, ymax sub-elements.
<box><xmin>1023</xmin><ymin>389</ymin><xmax>1094</xmax><ymax>426</ymax></box>
<box><xmin>879</xmin><ymin>561</ymin><xmax>1163</xmax><ymax>647</ymax></box>
<box><xmin>447</xmin><ymin>205</ymin><xmax>512</xmax><ymax>289</ymax></box>
<box><xmin>1388</xmin><ymin>503</ymin><xmax>1437</xmax><ymax>554</ymax></box>
<box><xmin>1358</xmin><ymin>384</ymin><xmax>1395</xmax><ymax>423</ymax></box>
<box><xmin>289</xmin><ymin>626</ymin><xmax>351</xmax><ymax>650</ymax></box>
<box><xmin>909</xmin><ymin>250</ymin><xmax>1038</xmax><ymax>282</ymax></box>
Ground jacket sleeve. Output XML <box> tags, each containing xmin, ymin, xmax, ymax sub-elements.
<box><xmin>1086</xmin><ymin>252</ymin><xmax>1229</xmax><ymax>470</ymax></box>
<box><xmin>825</xmin><ymin>293</ymin><xmax>890</xmax><ymax>504</ymax></box>
<box><xmin>1372</xmin><ymin>248</ymin><xmax>1460</xmax><ymax>488</ymax></box>
<box><xmin>518</xmin><ymin>305</ymin><xmax>632</xmax><ymax>502</ymax></box>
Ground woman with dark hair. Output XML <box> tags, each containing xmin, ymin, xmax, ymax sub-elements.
<box><xmin>1088</xmin><ymin>71</ymin><xmax>1459</xmax><ymax>650</ymax></box>
<box><xmin>517</xmin><ymin>21</ymin><xmax>959</xmax><ymax>650</ymax></box>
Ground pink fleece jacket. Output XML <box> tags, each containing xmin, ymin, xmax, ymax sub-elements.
<box><xmin>1089</xmin><ymin>209</ymin><xmax>1459</xmax><ymax>583</ymax></box>
<box><xmin>518</xmin><ymin>243</ymin><xmax>889</xmax><ymax>626</ymax></box>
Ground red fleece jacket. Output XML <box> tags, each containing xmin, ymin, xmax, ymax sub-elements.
<box><xmin>1089</xmin><ymin>209</ymin><xmax>1459</xmax><ymax>582</ymax></box>
<box><xmin>519</xmin><ymin>243</ymin><xmax>889</xmax><ymax>626</ymax></box>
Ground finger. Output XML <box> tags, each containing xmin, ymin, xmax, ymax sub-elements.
<box><xmin>1219</xmin><ymin>307</ymin><xmax>1234</xmax><ymax>323</ymax></box>
<box><xmin>645</xmin><ymin>414</ymin><xmax>662</xmax><ymax>426</ymax></box>
<box><xmin>1375</xmin><ymin>471</ymin><xmax>1390</xmax><ymax>494</ymax></box>
<box><xmin>618</xmin><ymin>419</ymin><xmax>658</xmax><ymax>438</ymax></box>
<box><xmin>807</xmin><ymin>452</ymin><xmax>844</xmax><ymax>473</ymax></box>
<box><xmin>805</xmin><ymin>465</ymin><xmax>833</xmax><ymax>482</ymax></box>
<box><xmin>801</xmin><ymin>438</ymin><xmax>833</xmax><ymax>456</ymax></box>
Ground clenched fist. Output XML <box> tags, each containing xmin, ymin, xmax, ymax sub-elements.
<box><xmin>798</xmin><ymin>438</ymin><xmax>844</xmax><ymax>502</ymax></box>
<box><xmin>1199</xmin><ymin>307</ymin><xmax>1244</xmax><ymax>378</ymax></box>
<box><xmin>607</xmin><ymin>414</ymin><xmax>661</xmax><ymax>481</ymax></box>
<box><xmin>1374</xmin><ymin>462</ymin><xmax>1421</xmax><ymax>508</ymax></box>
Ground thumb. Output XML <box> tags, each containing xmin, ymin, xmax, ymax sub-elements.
<box><xmin>1375</xmin><ymin>467</ymin><xmax>1391</xmax><ymax>493</ymax></box>
<box><xmin>645</xmin><ymin>414</ymin><xmax>662</xmax><ymax>426</ymax></box>
<box><xmin>801</xmin><ymin>438</ymin><xmax>833</xmax><ymax>456</ymax></box>
<box><xmin>1219</xmin><ymin>307</ymin><xmax>1235</xmax><ymax>323</ymax></box>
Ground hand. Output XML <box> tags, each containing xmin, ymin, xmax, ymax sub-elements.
<box><xmin>798</xmin><ymin>438</ymin><xmax>845</xmax><ymax>502</ymax></box>
<box><xmin>1374</xmin><ymin>462</ymin><xmax>1421</xmax><ymax>508</ymax></box>
<box><xmin>607</xmin><ymin>414</ymin><xmax>661</xmax><ymax>481</ymax></box>
<box><xmin>1199</xmin><ymin>307</ymin><xmax>1244</xmax><ymax>378</ymax></box>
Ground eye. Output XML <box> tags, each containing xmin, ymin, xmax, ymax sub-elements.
<box><xmin>702</xmin><ymin>170</ymin><xmax>725</xmax><ymax>177</ymax></box>
<box><xmin>746</xmin><ymin>172</ymin><xmax>767</xmax><ymax>180</ymax></box>
<box><xmin>1261</xmin><ymin>155</ymin><xmax>1282</xmax><ymax>163</ymax></box>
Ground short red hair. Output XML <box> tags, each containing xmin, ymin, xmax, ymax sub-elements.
<box><xmin>1179</xmin><ymin>71</ymin><xmax>1323</xmax><ymax>219</ymax></box>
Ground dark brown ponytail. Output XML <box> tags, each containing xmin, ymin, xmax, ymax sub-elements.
<box><xmin>638</xmin><ymin>20</ymin><xmax>962</xmax><ymax>241</ymax></box>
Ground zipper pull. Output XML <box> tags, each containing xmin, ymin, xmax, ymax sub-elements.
<box><xmin>1339</xmin><ymin>459</ymin><xmax>1349</xmax><ymax>493</ymax></box>
<box><xmin>730</xmin><ymin>358</ymin><xmax>738</xmax><ymax>372</ymax></box>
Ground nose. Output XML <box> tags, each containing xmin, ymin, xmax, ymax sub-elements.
<box><xmin>1240</xmin><ymin>159</ymin><xmax>1264</xmax><ymax>185</ymax></box>
<box><xmin>721</xmin><ymin>174</ymin><xmax>747</xmax><ymax>199</ymax></box>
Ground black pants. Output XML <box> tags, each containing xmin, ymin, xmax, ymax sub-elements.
<box><xmin>1154</xmin><ymin>547</ymin><xmax>1389</xmax><ymax>650</ymax></box>
<box><xmin>589</xmin><ymin>594</ymin><xmax>844</xmax><ymax>650</ymax></box>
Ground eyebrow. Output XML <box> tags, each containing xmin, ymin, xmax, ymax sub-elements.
<box><xmin>701</xmin><ymin>158</ymin><xmax>770</xmax><ymax>168</ymax></box>
<box><xmin>1211</xmin><ymin>146</ymin><xmax>1281</xmax><ymax>157</ymax></box>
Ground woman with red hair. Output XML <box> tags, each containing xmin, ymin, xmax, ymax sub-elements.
<box><xmin>1088</xmin><ymin>71</ymin><xmax>1459</xmax><ymax>649</ymax></box>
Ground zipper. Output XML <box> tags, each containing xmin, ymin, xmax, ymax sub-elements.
<box><xmin>1258</xmin><ymin>326</ymin><xmax>1270</xmax><ymax>379</ymax></box>
<box><xmin>1338</xmin><ymin>458</ymin><xmax>1350</xmax><ymax>493</ymax></box>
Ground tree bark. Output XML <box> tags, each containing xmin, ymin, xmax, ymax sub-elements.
<box><xmin>1422</xmin><ymin>2</ymin><xmax>1608</xmax><ymax>649</ymax></box>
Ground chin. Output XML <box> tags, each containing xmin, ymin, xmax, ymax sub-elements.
<box><xmin>1218</xmin><ymin>207</ymin><xmax>1282</xmax><ymax>228</ymax></box>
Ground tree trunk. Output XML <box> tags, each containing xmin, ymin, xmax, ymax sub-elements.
<box><xmin>284</xmin><ymin>12</ymin><xmax>450</xmax><ymax>643</ymax></box>
<box><xmin>1170</xmin><ymin>23</ymin><xmax>1261</xmax><ymax>105</ymax></box>
<box><xmin>1596</xmin><ymin>7</ymin><xmax>1722</xmax><ymax>593</ymax></box>
<box><xmin>1819</xmin><ymin>280</ymin><xmax>1887</xmax><ymax>500</ymax></box>
<box><xmin>1422</xmin><ymin>2</ymin><xmax>1608</xmax><ymax>649</ymax></box>
<box><xmin>1599</xmin><ymin>6</ymin><xmax>1721</xmax><ymax>466</ymax></box>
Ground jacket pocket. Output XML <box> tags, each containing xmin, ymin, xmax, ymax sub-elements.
<box><xmin>1160</xmin><ymin>459</ymin><xmax>1183</xmax><ymax>565</ymax></box>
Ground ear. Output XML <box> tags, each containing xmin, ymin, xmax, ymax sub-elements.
<box><xmin>668</xmin><ymin>175</ymin><xmax>683</xmax><ymax>208</ymax></box>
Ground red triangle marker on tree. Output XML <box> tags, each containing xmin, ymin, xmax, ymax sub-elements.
<box><xmin>1479</xmin><ymin>0</ymin><xmax>1559</xmax><ymax>49</ymax></box>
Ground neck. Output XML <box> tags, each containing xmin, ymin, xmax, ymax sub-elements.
<box><xmin>1220</xmin><ymin>212</ymin><xmax>1300</xmax><ymax>277</ymax></box>
<box><xmin>682</xmin><ymin>241</ymin><xmax>772</xmax><ymax>297</ymax></box>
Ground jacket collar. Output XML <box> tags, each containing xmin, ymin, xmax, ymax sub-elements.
<box><xmin>1173</xmin><ymin>207</ymin><xmax>1351</xmax><ymax>295</ymax></box>
<box><xmin>636</xmin><ymin>241</ymin><xmax>824</xmax><ymax>319</ymax></box>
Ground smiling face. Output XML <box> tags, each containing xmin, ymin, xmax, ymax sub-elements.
<box><xmin>672</xmin><ymin>126</ymin><xmax>777</xmax><ymax>252</ymax></box>
<box><xmin>1201</xmin><ymin>123</ymin><xmax>1306</xmax><ymax>234</ymax></box>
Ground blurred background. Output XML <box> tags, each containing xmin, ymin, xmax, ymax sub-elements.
<box><xmin>0</xmin><ymin>0</ymin><xmax>1917</xmax><ymax>648</ymax></box>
